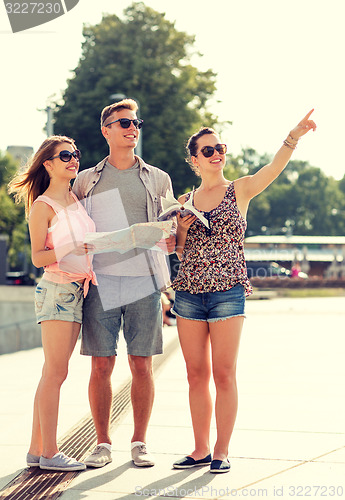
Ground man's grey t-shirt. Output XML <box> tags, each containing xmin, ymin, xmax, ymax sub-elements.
<box><xmin>91</xmin><ymin>160</ymin><xmax>152</xmax><ymax>276</ymax></box>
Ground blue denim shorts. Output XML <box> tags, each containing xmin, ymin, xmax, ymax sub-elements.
<box><xmin>35</xmin><ymin>278</ymin><xmax>84</xmax><ymax>324</ymax></box>
<box><xmin>172</xmin><ymin>284</ymin><xmax>245</xmax><ymax>322</ymax></box>
<box><xmin>81</xmin><ymin>278</ymin><xmax>163</xmax><ymax>357</ymax></box>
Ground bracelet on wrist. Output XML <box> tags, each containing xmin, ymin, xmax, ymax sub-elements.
<box><xmin>288</xmin><ymin>133</ymin><xmax>299</xmax><ymax>144</ymax></box>
<box><xmin>283</xmin><ymin>140</ymin><xmax>297</xmax><ymax>150</ymax></box>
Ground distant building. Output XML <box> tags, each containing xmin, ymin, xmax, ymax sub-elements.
<box><xmin>244</xmin><ymin>235</ymin><xmax>345</xmax><ymax>277</ymax></box>
<box><xmin>6</xmin><ymin>145</ymin><xmax>33</xmax><ymax>167</ymax></box>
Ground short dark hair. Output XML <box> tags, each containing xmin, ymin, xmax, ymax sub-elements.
<box><xmin>186</xmin><ymin>127</ymin><xmax>216</xmax><ymax>176</ymax></box>
<box><xmin>100</xmin><ymin>98</ymin><xmax>138</xmax><ymax>127</ymax></box>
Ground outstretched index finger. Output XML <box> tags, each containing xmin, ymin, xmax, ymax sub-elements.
<box><xmin>303</xmin><ymin>109</ymin><xmax>314</xmax><ymax>121</ymax></box>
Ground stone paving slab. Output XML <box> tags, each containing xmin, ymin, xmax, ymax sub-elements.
<box><xmin>0</xmin><ymin>296</ymin><xmax>344</xmax><ymax>498</ymax></box>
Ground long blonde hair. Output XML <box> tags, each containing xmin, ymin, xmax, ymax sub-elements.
<box><xmin>8</xmin><ymin>135</ymin><xmax>76</xmax><ymax>217</ymax></box>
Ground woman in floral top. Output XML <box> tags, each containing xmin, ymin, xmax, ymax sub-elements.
<box><xmin>172</xmin><ymin>111</ymin><xmax>316</xmax><ymax>473</ymax></box>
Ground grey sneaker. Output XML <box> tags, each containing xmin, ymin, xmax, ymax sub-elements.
<box><xmin>84</xmin><ymin>445</ymin><xmax>112</xmax><ymax>468</ymax></box>
<box><xmin>131</xmin><ymin>444</ymin><xmax>155</xmax><ymax>467</ymax></box>
<box><xmin>39</xmin><ymin>452</ymin><xmax>86</xmax><ymax>471</ymax></box>
<box><xmin>26</xmin><ymin>452</ymin><xmax>40</xmax><ymax>467</ymax></box>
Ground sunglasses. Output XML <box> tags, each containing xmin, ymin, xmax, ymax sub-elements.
<box><xmin>49</xmin><ymin>149</ymin><xmax>81</xmax><ymax>162</ymax></box>
<box><xmin>105</xmin><ymin>118</ymin><xmax>144</xmax><ymax>129</ymax></box>
<box><xmin>196</xmin><ymin>144</ymin><xmax>227</xmax><ymax>158</ymax></box>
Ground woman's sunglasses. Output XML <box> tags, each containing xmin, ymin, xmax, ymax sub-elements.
<box><xmin>105</xmin><ymin>118</ymin><xmax>144</xmax><ymax>129</ymax></box>
<box><xmin>196</xmin><ymin>144</ymin><xmax>227</xmax><ymax>158</ymax></box>
<box><xmin>49</xmin><ymin>149</ymin><xmax>81</xmax><ymax>162</ymax></box>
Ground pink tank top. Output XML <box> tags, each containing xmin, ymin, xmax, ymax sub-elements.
<box><xmin>32</xmin><ymin>192</ymin><xmax>97</xmax><ymax>296</ymax></box>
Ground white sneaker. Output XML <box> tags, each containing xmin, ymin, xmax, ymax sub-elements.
<box><xmin>26</xmin><ymin>452</ymin><xmax>40</xmax><ymax>467</ymax></box>
<box><xmin>39</xmin><ymin>452</ymin><xmax>86</xmax><ymax>471</ymax></box>
<box><xmin>84</xmin><ymin>445</ymin><xmax>112</xmax><ymax>468</ymax></box>
<box><xmin>131</xmin><ymin>444</ymin><xmax>155</xmax><ymax>467</ymax></box>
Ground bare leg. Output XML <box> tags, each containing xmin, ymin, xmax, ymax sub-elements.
<box><xmin>29</xmin><ymin>379</ymin><xmax>43</xmax><ymax>456</ymax></box>
<box><xmin>177</xmin><ymin>317</ymin><xmax>212</xmax><ymax>459</ymax></box>
<box><xmin>128</xmin><ymin>355</ymin><xmax>154</xmax><ymax>443</ymax></box>
<box><xmin>209</xmin><ymin>316</ymin><xmax>244</xmax><ymax>461</ymax></box>
<box><xmin>88</xmin><ymin>356</ymin><xmax>116</xmax><ymax>444</ymax></box>
<box><xmin>29</xmin><ymin>321</ymin><xmax>80</xmax><ymax>458</ymax></box>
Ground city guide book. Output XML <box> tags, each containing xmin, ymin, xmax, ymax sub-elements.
<box><xmin>157</xmin><ymin>191</ymin><xmax>209</xmax><ymax>228</ymax></box>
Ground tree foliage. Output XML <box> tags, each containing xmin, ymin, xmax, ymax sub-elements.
<box><xmin>0</xmin><ymin>152</ymin><xmax>29</xmax><ymax>269</ymax></box>
<box><xmin>0</xmin><ymin>150</ymin><xmax>18</xmax><ymax>186</ymax></box>
<box><xmin>53</xmin><ymin>2</ymin><xmax>217</xmax><ymax>194</ymax></box>
<box><xmin>37</xmin><ymin>1</ymin><xmax>345</xmax><ymax>239</ymax></box>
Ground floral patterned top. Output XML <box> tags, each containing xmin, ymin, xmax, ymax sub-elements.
<box><xmin>172</xmin><ymin>182</ymin><xmax>252</xmax><ymax>296</ymax></box>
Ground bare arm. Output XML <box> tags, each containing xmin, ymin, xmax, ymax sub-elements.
<box><xmin>175</xmin><ymin>195</ymin><xmax>196</xmax><ymax>260</ymax></box>
<box><xmin>235</xmin><ymin>110</ymin><xmax>317</xmax><ymax>212</ymax></box>
<box><xmin>29</xmin><ymin>202</ymin><xmax>89</xmax><ymax>268</ymax></box>
<box><xmin>29</xmin><ymin>202</ymin><xmax>58</xmax><ymax>268</ymax></box>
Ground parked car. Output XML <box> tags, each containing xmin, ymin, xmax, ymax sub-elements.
<box><xmin>246</xmin><ymin>262</ymin><xmax>308</xmax><ymax>279</ymax></box>
<box><xmin>6</xmin><ymin>272</ymin><xmax>36</xmax><ymax>286</ymax></box>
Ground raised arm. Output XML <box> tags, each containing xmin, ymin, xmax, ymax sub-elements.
<box><xmin>235</xmin><ymin>110</ymin><xmax>316</xmax><ymax>212</ymax></box>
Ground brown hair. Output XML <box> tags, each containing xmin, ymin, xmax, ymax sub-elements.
<box><xmin>186</xmin><ymin>127</ymin><xmax>216</xmax><ymax>176</ymax></box>
<box><xmin>8</xmin><ymin>135</ymin><xmax>76</xmax><ymax>217</ymax></box>
<box><xmin>100</xmin><ymin>98</ymin><xmax>138</xmax><ymax>127</ymax></box>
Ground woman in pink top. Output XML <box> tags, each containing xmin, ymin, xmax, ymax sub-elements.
<box><xmin>9</xmin><ymin>135</ymin><xmax>96</xmax><ymax>472</ymax></box>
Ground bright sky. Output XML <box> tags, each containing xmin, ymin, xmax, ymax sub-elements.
<box><xmin>0</xmin><ymin>0</ymin><xmax>344</xmax><ymax>179</ymax></box>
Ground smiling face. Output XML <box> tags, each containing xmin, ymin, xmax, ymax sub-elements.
<box><xmin>44</xmin><ymin>142</ymin><xmax>80</xmax><ymax>181</ymax></box>
<box><xmin>192</xmin><ymin>133</ymin><xmax>226</xmax><ymax>175</ymax></box>
<box><xmin>102</xmin><ymin>108</ymin><xmax>139</xmax><ymax>151</ymax></box>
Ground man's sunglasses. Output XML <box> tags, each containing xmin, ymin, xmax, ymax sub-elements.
<box><xmin>105</xmin><ymin>118</ymin><xmax>144</xmax><ymax>129</ymax></box>
<box><xmin>49</xmin><ymin>150</ymin><xmax>81</xmax><ymax>162</ymax></box>
<box><xmin>196</xmin><ymin>144</ymin><xmax>227</xmax><ymax>158</ymax></box>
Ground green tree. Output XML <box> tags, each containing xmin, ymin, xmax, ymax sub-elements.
<box><xmin>338</xmin><ymin>174</ymin><xmax>345</xmax><ymax>195</ymax></box>
<box><xmin>0</xmin><ymin>152</ymin><xmax>28</xmax><ymax>269</ymax></box>
<box><xmin>53</xmin><ymin>2</ymin><xmax>217</xmax><ymax>195</ymax></box>
<box><xmin>333</xmin><ymin>175</ymin><xmax>345</xmax><ymax>234</ymax></box>
<box><xmin>268</xmin><ymin>163</ymin><xmax>345</xmax><ymax>236</ymax></box>
<box><xmin>0</xmin><ymin>150</ymin><xmax>18</xmax><ymax>186</ymax></box>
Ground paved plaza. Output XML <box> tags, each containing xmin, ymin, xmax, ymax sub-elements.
<box><xmin>0</xmin><ymin>295</ymin><xmax>344</xmax><ymax>498</ymax></box>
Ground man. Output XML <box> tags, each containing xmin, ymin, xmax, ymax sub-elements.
<box><xmin>73</xmin><ymin>99</ymin><xmax>176</xmax><ymax>468</ymax></box>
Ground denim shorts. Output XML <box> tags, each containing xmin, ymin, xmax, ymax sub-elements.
<box><xmin>35</xmin><ymin>278</ymin><xmax>84</xmax><ymax>324</ymax></box>
<box><xmin>81</xmin><ymin>278</ymin><xmax>163</xmax><ymax>357</ymax></box>
<box><xmin>172</xmin><ymin>284</ymin><xmax>245</xmax><ymax>322</ymax></box>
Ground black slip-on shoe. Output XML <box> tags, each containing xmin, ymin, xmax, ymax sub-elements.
<box><xmin>210</xmin><ymin>459</ymin><xmax>231</xmax><ymax>473</ymax></box>
<box><xmin>173</xmin><ymin>453</ymin><xmax>212</xmax><ymax>469</ymax></box>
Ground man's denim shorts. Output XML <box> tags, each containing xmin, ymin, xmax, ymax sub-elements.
<box><xmin>81</xmin><ymin>276</ymin><xmax>163</xmax><ymax>357</ymax></box>
<box><xmin>35</xmin><ymin>278</ymin><xmax>84</xmax><ymax>324</ymax></box>
<box><xmin>172</xmin><ymin>283</ymin><xmax>245</xmax><ymax>322</ymax></box>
